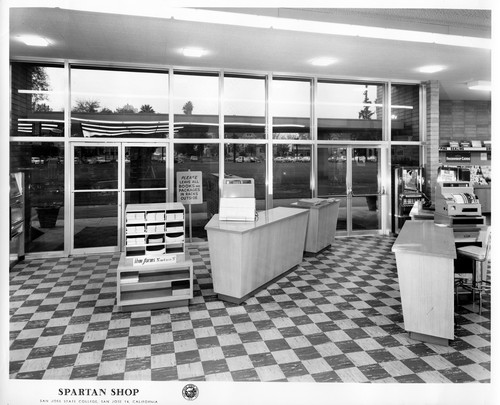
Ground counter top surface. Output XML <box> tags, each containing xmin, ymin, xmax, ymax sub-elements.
<box><xmin>409</xmin><ymin>201</ymin><xmax>435</xmax><ymax>219</ymax></box>
<box><xmin>291</xmin><ymin>198</ymin><xmax>340</xmax><ymax>209</ymax></box>
<box><xmin>392</xmin><ymin>220</ymin><xmax>456</xmax><ymax>259</ymax></box>
<box><xmin>205</xmin><ymin>206</ymin><xmax>309</xmax><ymax>234</ymax></box>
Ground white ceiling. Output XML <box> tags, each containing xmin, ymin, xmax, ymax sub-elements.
<box><xmin>9</xmin><ymin>6</ymin><xmax>492</xmax><ymax>101</ymax></box>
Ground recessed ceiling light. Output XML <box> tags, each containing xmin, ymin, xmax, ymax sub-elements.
<box><xmin>467</xmin><ymin>80</ymin><xmax>491</xmax><ymax>91</ymax></box>
<box><xmin>418</xmin><ymin>65</ymin><xmax>445</xmax><ymax>73</ymax></box>
<box><xmin>310</xmin><ymin>57</ymin><xmax>336</xmax><ymax>67</ymax></box>
<box><xmin>182</xmin><ymin>48</ymin><xmax>206</xmax><ymax>57</ymax></box>
<box><xmin>19</xmin><ymin>35</ymin><xmax>50</xmax><ymax>47</ymax></box>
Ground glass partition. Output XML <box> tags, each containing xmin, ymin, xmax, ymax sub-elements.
<box><xmin>124</xmin><ymin>145</ymin><xmax>167</xmax><ymax>205</ymax></box>
<box><xmin>11</xmin><ymin>63</ymin><xmax>65</xmax><ymax>137</ymax></box>
<box><xmin>10</xmin><ymin>142</ymin><xmax>65</xmax><ymax>253</ymax></box>
<box><xmin>174</xmin><ymin>143</ymin><xmax>219</xmax><ymax>240</ymax></box>
<box><xmin>71</xmin><ymin>67</ymin><xmax>169</xmax><ymax>138</ymax></box>
<box><xmin>223</xmin><ymin>143</ymin><xmax>266</xmax><ymax>210</ymax></box>
<box><xmin>391</xmin><ymin>84</ymin><xmax>420</xmax><ymax>141</ymax></box>
<box><xmin>73</xmin><ymin>145</ymin><xmax>119</xmax><ymax>251</ymax></box>
<box><xmin>391</xmin><ymin>145</ymin><xmax>420</xmax><ymax>166</ymax></box>
<box><xmin>317</xmin><ymin>146</ymin><xmax>348</xmax><ymax>231</ymax></box>
<box><xmin>272</xmin><ymin>77</ymin><xmax>311</xmax><ymax>140</ymax></box>
<box><xmin>224</xmin><ymin>74</ymin><xmax>266</xmax><ymax>139</ymax></box>
<box><xmin>273</xmin><ymin>144</ymin><xmax>312</xmax><ymax>207</ymax></box>
<box><xmin>173</xmin><ymin>72</ymin><xmax>219</xmax><ymax>139</ymax></box>
<box><xmin>317</xmin><ymin>81</ymin><xmax>384</xmax><ymax>141</ymax></box>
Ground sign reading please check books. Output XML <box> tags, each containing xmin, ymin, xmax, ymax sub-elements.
<box><xmin>132</xmin><ymin>255</ymin><xmax>177</xmax><ymax>266</ymax></box>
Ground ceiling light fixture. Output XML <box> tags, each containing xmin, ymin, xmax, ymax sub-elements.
<box><xmin>310</xmin><ymin>57</ymin><xmax>336</xmax><ymax>67</ymax></box>
<box><xmin>467</xmin><ymin>81</ymin><xmax>491</xmax><ymax>91</ymax></box>
<box><xmin>418</xmin><ymin>65</ymin><xmax>445</xmax><ymax>73</ymax></box>
<box><xmin>182</xmin><ymin>48</ymin><xmax>206</xmax><ymax>57</ymax></box>
<box><xmin>19</xmin><ymin>35</ymin><xmax>50</xmax><ymax>47</ymax></box>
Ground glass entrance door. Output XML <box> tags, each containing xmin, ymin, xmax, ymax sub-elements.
<box><xmin>318</xmin><ymin>146</ymin><xmax>382</xmax><ymax>235</ymax></box>
<box><xmin>70</xmin><ymin>143</ymin><xmax>168</xmax><ymax>255</ymax></box>
<box><xmin>71</xmin><ymin>144</ymin><xmax>120</xmax><ymax>253</ymax></box>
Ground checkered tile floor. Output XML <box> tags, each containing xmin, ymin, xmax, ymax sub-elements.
<box><xmin>9</xmin><ymin>236</ymin><xmax>491</xmax><ymax>382</ymax></box>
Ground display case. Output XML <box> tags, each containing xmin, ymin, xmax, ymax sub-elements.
<box><xmin>117</xmin><ymin>202</ymin><xmax>192</xmax><ymax>310</ymax></box>
<box><xmin>392</xmin><ymin>166</ymin><xmax>426</xmax><ymax>234</ymax></box>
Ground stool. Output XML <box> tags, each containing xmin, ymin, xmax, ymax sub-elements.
<box><xmin>456</xmin><ymin>226</ymin><xmax>491</xmax><ymax>315</ymax></box>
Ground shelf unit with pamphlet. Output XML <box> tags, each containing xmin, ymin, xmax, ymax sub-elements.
<box><xmin>118</xmin><ymin>202</ymin><xmax>193</xmax><ymax>310</ymax></box>
<box><xmin>125</xmin><ymin>202</ymin><xmax>185</xmax><ymax>259</ymax></box>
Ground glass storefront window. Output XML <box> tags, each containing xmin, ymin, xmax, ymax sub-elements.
<box><xmin>224</xmin><ymin>143</ymin><xmax>266</xmax><ymax>210</ymax></box>
<box><xmin>272</xmin><ymin>78</ymin><xmax>311</xmax><ymax>140</ymax></box>
<box><xmin>317</xmin><ymin>81</ymin><xmax>384</xmax><ymax>141</ymax></box>
<box><xmin>224</xmin><ymin>74</ymin><xmax>266</xmax><ymax>139</ymax></box>
<box><xmin>71</xmin><ymin>67</ymin><xmax>169</xmax><ymax>138</ymax></box>
<box><xmin>11</xmin><ymin>63</ymin><xmax>65</xmax><ymax>137</ymax></box>
<box><xmin>391</xmin><ymin>84</ymin><xmax>420</xmax><ymax>141</ymax></box>
<box><xmin>273</xmin><ymin>144</ymin><xmax>311</xmax><ymax>207</ymax></box>
<box><xmin>174</xmin><ymin>72</ymin><xmax>219</xmax><ymax>139</ymax></box>
<box><xmin>174</xmin><ymin>143</ymin><xmax>219</xmax><ymax>239</ymax></box>
<box><xmin>10</xmin><ymin>142</ymin><xmax>65</xmax><ymax>253</ymax></box>
<box><xmin>125</xmin><ymin>146</ymin><xmax>166</xmax><ymax>189</ymax></box>
<box><xmin>391</xmin><ymin>145</ymin><xmax>420</xmax><ymax>166</ymax></box>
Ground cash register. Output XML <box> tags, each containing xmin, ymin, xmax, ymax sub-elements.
<box><xmin>435</xmin><ymin>181</ymin><xmax>481</xmax><ymax>217</ymax></box>
<box><xmin>434</xmin><ymin>181</ymin><xmax>484</xmax><ymax>245</ymax></box>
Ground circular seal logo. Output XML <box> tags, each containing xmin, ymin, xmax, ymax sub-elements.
<box><xmin>182</xmin><ymin>384</ymin><xmax>199</xmax><ymax>401</ymax></box>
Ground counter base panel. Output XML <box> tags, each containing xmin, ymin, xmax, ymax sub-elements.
<box><xmin>409</xmin><ymin>331</ymin><xmax>449</xmax><ymax>346</ymax></box>
<box><xmin>304</xmin><ymin>244</ymin><xmax>331</xmax><ymax>257</ymax></box>
<box><xmin>217</xmin><ymin>265</ymin><xmax>298</xmax><ymax>305</ymax></box>
<box><xmin>396</xmin><ymin>251</ymin><xmax>454</xmax><ymax>342</ymax></box>
<box><xmin>302</xmin><ymin>200</ymin><xmax>339</xmax><ymax>254</ymax></box>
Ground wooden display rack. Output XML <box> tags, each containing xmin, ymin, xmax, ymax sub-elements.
<box><xmin>117</xmin><ymin>202</ymin><xmax>193</xmax><ymax>311</ymax></box>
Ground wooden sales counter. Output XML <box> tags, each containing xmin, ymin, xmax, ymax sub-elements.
<box><xmin>205</xmin><ymin>207</ymin><xmax>309</xmax><ymax>304</ymax></box>
<box><xmin>291</xmin><ymin>198</ymin><xmax>340</xmax><ymax>254</ymax></box>
<box><xmin>392</xmin><ymin>220</ymin><xmax>456</xmax><ymax>345</ymax></box>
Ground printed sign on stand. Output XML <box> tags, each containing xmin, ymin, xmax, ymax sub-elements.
<box><xmin>177</xmin><ymin>171</ymin><xmax>203</xmax><ymax>204</ymax></box>
<box><xmin>176</xmin><ymin>171</ymin><xmax>203</xmax><ymax>242</ymax></box>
